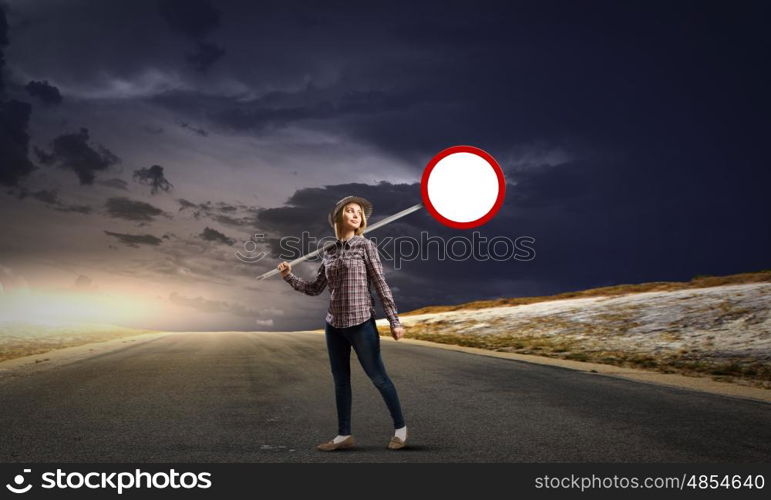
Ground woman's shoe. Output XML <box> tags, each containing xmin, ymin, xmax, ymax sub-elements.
<box><xmin>387</xmin><ymin>436</ymin><xmax>406</xmax><ymax>450</ymax></box>
<box><xmin>317</xmin><ymin>436</ymin><xmax>355</xmax><ymax>451</ymax></box>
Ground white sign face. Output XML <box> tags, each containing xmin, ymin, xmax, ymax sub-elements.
<box><xmin>421</xmin><ymin>145</ymin><xmax>505</xmax><ymax>229</ymax></box>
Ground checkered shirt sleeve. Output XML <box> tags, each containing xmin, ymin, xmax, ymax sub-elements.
<box><xmin>363</xmin><ymin>239</ymin><xmax>402</xmax><ymax>329</ymax></box>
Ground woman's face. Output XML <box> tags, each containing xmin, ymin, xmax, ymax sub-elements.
<box><xmin>340</xmin><ymin>203</ymin><xmax>363</xmax><ymax>231</ymax></box>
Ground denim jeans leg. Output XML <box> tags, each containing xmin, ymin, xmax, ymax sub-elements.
<box><xmin>325</xmin><ymin>322</ymin><xmax>352</xmax><ymax>435</ymax></box>
<box><xmin>349</xmin><ymin>317</ymin><xmax>406</xmax><ymax>429</ymax></box>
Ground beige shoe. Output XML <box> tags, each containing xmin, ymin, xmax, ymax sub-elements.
<box><xmin>317</xmin><ymin>436</ymin><xmax>355</xmax><ymax>451</ymax></box>
<box><xmin>387</xmin><ymin>436</ymin><xmax>406</xmax><ymax>450</ymax></box>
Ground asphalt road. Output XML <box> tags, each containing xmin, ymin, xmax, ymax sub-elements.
<box><xmin>0</xmin><ymin>332</ymin><xmax>769</xmax><ymax>463</ymax></box>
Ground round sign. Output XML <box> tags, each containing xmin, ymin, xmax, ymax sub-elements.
<box><xmin>420</xmin><ymin>145</ymin><xmax>506</xmax><ymax>229</ymax></box>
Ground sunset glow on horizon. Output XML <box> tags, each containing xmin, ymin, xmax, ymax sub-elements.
<box><xmin>0</xmin><ymin>287</ymin><xmax>162</xmax><ymax>329</ymax></box>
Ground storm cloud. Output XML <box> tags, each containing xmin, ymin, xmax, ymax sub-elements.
<box><xmin>97</xmin><ymin>178</ymin><xmax>129</xmax><ymax>190</ymax></box>
<box><xmin>199</xmin><ymin>226</ymin><xmax>236</xmax><ymax>246</ymax></box>
<box><xmin>27</xmin><ymin>188</ymin><xmax>92</xmax><ymax>214</ymax></box>
<box><xmin>104</xmin><ymin>197</ymin><xmax>167</xmax><ymax>222</ymax></box>
<box><xmin>0</xmin><ymin>99</ymin><xmax>35</xmax><ymax>186</ymax></box>
<box><xmin>37</xmin><ymin>128</ymin><xmax>120</xmax><ymax>185</ymax></box>
<box><xmin>158</xmin><ymin>0</ymin><xmax>224</xmax><ymax>72</ymax></box>
<box><xmin>177</xmin><ymin>198</ymin><xmax>257</xmax><ymax>227</ymax></box>
<box><xmin>103</xmin><ymin>230</ymin><xmax>164</xmax><ymax>248</ymax></box>
<box><xmin>0</xmin><ymin>5</ymin><xmax>7</xmax><ymax>95</ymax></box>
<box><xmin>133</xmin><ymin>164</ymin><xmax>174</xmax><ymax>194</ymax></box>
<box><xmin>0</xmin><ymin>8</ymin><xmax>36</xmax><ymax>187</ymax></box>
<box><xmin>24</xmin><ymin>80</ymin><xmax>62</xmax><ymax>105</ymax></box>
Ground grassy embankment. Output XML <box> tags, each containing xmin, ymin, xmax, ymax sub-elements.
<box><xmin>376</xmin><ymin>270</ymin><xmax>771</xmax><ymax>388</ymax></box>
<box><xmin>0</xmin><ymin>323</ymin><xmax>161</xmax><ymax>363</ymax></box>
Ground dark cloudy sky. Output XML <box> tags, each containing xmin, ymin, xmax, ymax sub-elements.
<box><xmin>1</xmin><ymin>0</ymin><xmax>769</xmax><ymax>331</ymax></box>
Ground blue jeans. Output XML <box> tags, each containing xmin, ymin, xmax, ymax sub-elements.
<box><xmin>324</xmin><ymin>315</ymin><xmax>405</xmax><ymax>435</ymax></box>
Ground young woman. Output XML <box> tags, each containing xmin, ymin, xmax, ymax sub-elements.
<box><xmin>277</xmin><ymin>195</ymin><xmax>408</xmax><ymax>451</ymax></box>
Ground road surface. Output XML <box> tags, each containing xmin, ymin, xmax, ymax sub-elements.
<box><xmin>0</xmin><ymin>331</ymin><xmax>768</xmax><ymax>462</ymax></box>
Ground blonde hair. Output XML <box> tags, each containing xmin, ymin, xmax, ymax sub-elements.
<box><xmin>334</xmin><ymin>202</ymin><xmax>367</xmax><ymax>239</ymax></box>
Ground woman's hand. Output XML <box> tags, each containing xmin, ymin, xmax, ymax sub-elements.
<box><xmin>390</xmin><ymin>325</ymin><xmax>405</xmax><ymax>341</ymax></box>
<box><xmin>277</xmin><ymin>261</ymin><xmax>291</xmax><ymax>277</ymax></box>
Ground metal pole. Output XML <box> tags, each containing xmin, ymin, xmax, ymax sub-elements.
<box><xmin>256</xmin><ymin>202</ymin><xmax>424</xmax><ymax>280</ymax></box>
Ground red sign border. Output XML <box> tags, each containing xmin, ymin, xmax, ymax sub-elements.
<box><xmin>420</xmin><ymin>145</ymin><xmax>506</xmax><ymax>229</ymax></box>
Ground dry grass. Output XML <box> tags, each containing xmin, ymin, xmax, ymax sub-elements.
<box><xmin>375</xmin><ymin>323</ymin><xmax>771</xmax><ymax>389</ymax></box>
<box><xmin>376</xmin><ymin>271</ymin><xmax>771</xmax><ymax>389</ymax></box>
<box><xmin>0</xmin><ymin>324</ymin><xmax>160</xmax><ymax>363</ymax></box>
<box><xmin>400</xmin><ymin>270</ymin><xmax>771</xmax><ymax>316</ymax></box>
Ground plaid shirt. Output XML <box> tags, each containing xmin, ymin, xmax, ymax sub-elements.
<box><xmin>282</xmin><ymin>234</ymin><xmax>402</xmax><ymax>329</ymax></box>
